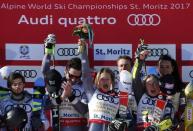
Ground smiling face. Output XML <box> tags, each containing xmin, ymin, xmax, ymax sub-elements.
<box><xmin>158</xmin><ymin>60</ymin><xmax>173</xmax><ymax>77</ymax></box>
<box><xmin>145</xmin><ymin>75</ymin><xmax>160</xmax><ymax>97</ymax></box>
<box><xmin>117</xmin><ymin>58</ymin><xmax>132</xmax><ymax>72</ymax></box>
<box><xmin>66</xmin><ymin>68</ymin><xmax>81</xmax><ymax>84</ymax></box>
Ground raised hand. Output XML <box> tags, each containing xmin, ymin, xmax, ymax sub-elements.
<box><xmin>135</xmin><ymin>39</ymin><xmax>150</xmax><ymax>60</ymax></box>
<box><xmin>44</xmin><ymin>33</ymin><xmax>56</xmax><ymax>55</ymax></box>
<box><xmin>60</xmin><ymin>81</ymin><xmax>72</xmax><ymax>100</ymax></box>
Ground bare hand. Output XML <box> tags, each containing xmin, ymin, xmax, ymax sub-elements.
<box><xmin>61</xmin><ymin>81</ymin><xmax>72</xmax><ymax>100</ymax></box>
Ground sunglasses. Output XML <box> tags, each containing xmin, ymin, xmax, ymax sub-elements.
<box><xmin>68</xmin><ymin>72</ymin><xmax>81</xmax><ymax>79</ymax></box>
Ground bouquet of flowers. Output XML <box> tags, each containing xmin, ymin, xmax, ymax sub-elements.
<box><xmin>73</xmin><ymin>23</ymin><xmax>94</xmax><ymax>47</ymax></box>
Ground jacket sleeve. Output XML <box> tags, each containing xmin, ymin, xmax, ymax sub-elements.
<box><xmin>132</xmin><ymin>58</ymin><xmax>145</xmax><ymax>104</ymax></box>
<box><xmin>68</xmin><ymin>91</ymin><xmax>89</xmax><ymax>114</ymax></box>
<box><xmin>163</xmin><ymin>100</ymin><xmax>175</xmax><ymax>120</ymax></box>
<box><xmin>41</xmin><ymin>54</ymin><xmax>52</xmax><ymax>75</ymax></box>
<box><xmin>79</xmin><ymin>45</ymin><xmax>95</xmax><ymax>100</ymax></box>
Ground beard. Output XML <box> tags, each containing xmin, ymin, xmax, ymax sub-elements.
<box><xmin>11</xmin><ymin>90</ymin><xmax>24</xmax><ymax>100</ymax></box>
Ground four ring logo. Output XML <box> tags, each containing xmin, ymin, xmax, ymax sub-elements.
<box><xmin>113</xmin><ymin>70</ymin><xmax>119</xmax><ymax>81</ymax></box>
<box><xmin>127</xmin><ymin>14</ymin><xmax>161</xmax><ymax>26</ymax></box>
<box><xmin>72</xmin><ymin>89</ymin><xmax>81</xmax><ymax>97</ymax></box>
<box><xmin>97</xmin><ymin>94</ymin><xmax>119</xmax><ymax>104</ymax></box>
<box><xmin>5</xmin><ymin>104</ymin><xmax>32</xmax><ymax>113</ymax></box>
<box><xmin>142</xmin><ymin>97</ymin><xmax>156</xmax><ymax>106</ymax></box>
<box><xmin>57</xmin><ymin>48</ymin><xmax>79</xmax><ymax>56</ymax></box>
<box><xmin>189</xmin><ymin>70</ymin><xmax>193</xmax><ymax>78</ymax></box>
<box><xmin>148</xmin><ymin>48</ymin><xmax>169</xmax><ymax>57</ymax></box>
<box><xmin>14</xmin><ymin>70</ymin><xmax>37</xmax><ymax>78</ymax></box>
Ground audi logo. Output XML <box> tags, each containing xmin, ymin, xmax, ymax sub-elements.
<box><xmin>127</xmin><ymin>14</ymin><xmax>161</xmax><ymax>26</ymax></box>
<box><xmin>113</xmin><ymin>70</ymin><xmax>119</xmax><ymax>76</ymax></box>
<box><xmin>72</xmin><ymin>89</ymin><xmax>81</xmax><ymax>97</ymax></box>
<box><xmin>113</xmin><ymin>70</ymin><xmax>119</xmax><ymax>80</ymax></box>
<box><xmin>189</xmin><ymin>70</ymin><xmax>193</xmax><ymax>78</ymax></box>
<box><xmin>14</xmin><ymin>70</ymin><xmax>37</xmax><ymax>78</ymax></box>
<box><xmin>142</xmin><ymin>97</ymin><xmax>156</xmax><ymax>106</ymax></box>
<box><xmin>97</xmin><ymin>94</ymin><xmax>119</xmax><ymax>104</ymax></box>
<box><xmin>148</xmin><ymin>48</ymin><xmax>169</xmax><ymax>57</ymax></box>
<box><xmin>57</xmin><ymin>48</ymin><xmax>79</xmax><ymax>56</ymax></box>
<box><xmin>5</xmin><ymin>104</ymin><xmax>32</xmax><ymax>113</ymax></box>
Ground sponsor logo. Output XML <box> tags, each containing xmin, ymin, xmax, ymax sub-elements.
<box><xmin>113</xmin><ymin>70</ymin><xmax>119</xmax><ymax>81</ymax></box>
<box><xmin>127</xmin><ymin>14</ymin><xmax>161</xmax><ymax>26</ymax></box>
<box><xmin>14</xmin><ymin>70</ymin><xmax>37</xmax><ymax>78</ymax></box>
<box><xmin>57</xmin><ymin>48</ymin><xmax>79</xmax><ymax>56</ymax></box>
<box><xmin>189</xmin><ymin>70</ymin><xmax>193</xmax><ymax>78</ymax></box>
<box><xmin>19</xmin><ymin>45</ymin><xmax>30</xmax><ymax>59</ymax></box>
<box><xmin>142</xmin><ymin>97</ymin><xmax>156</xmax><ymax>106</ymax></box>
<box><xmin>72</xmin><ymin>89</ymin><xmax>81</xmax><ymax>97</ymax></box>
<box><xmin>187</xmin><ymin>108</ymin><xmax>192</xmax><ymax>121</ymax></box>
<box><xmin>95</xmin><ymin>48</ymin><xmax>130</xmax><ymax>55</ymax></box>
<box><xmin>148</xmin><ymin>48</ymin><xmax>169</xmax><ymax>57</ymax></box>
<box><xmin>5</xmin><ymin>104</ymin><xmax>32</xmax><ymax>113</ymax></box>
<box><xmin>94</xmin><ymin>44</ymin><xmax>132</xmax><ymax>60</ymax></box>
<box><xmin>97</xmin><ymin>94</ymin><xmax>119</xmax><ymax>104</ymax></box>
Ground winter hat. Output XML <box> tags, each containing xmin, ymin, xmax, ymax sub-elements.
<box><xmin>45</xmin><ymin>69</ymin><xmax>62</xmax><ymax>94</ymax></box>
<box><xmin>0</xmin><ymin>66</ymin><xmax>12</xmax><ymax>79</ymax></box>
<box><xmin>119</xmin><ymin>70</ymin><xmax>132</xmax><ymax>93</ymax></box>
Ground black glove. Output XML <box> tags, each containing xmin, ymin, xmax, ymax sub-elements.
<box><xmin>108</xmin><ymin>119</ymin><xmax>128</xmax><ymax>131</ymax></box>
<box><xmin>135</xmin><ymin>43</ymin><xmax>148</xmax><ymax>59</ymax></box>
<box><xmin>31</xmin><ymin>111</ymin><xmax>43</xmax><ymax>130</ymax></box>
<box><xmin>144</xmin><ymin>125</ymin><xmax>159</xmax><ymax>131</ymax></box>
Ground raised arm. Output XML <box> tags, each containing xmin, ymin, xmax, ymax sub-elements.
<box><xmin>132</xmin><ymin>46</ymin><xmax>150</xmax><ymax>104</ymax></box>
<box><xmin>78</xmin><ymin>39</ymin><xmax>95</xmax><ymax>99</ymax></box>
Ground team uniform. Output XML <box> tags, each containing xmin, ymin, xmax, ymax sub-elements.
<box><xmin>132</xmin><ymin>58</ymin><xmax>177</xmax><ymax>130</ymax></box>
<box><xmin>41</xmin><ymin>54</ymin><xmax>89</xmax><ymax>131</ymax></box>
<box><xmin>88</xmin><ymin>89</ymin><xmax>119</xmax><ymax>131</ymax></box>
<box><xmin>136</xmin><ymin>93</ymin><xmax>174</xmax><ymax>130</ymax></box>
<box><xmin>0</xmin><ymin>91</ymin><xmax>49</xmax><ymax>130</ymax></box>
<box><xmin>80</xmin><ymin>45</ymin><xmax>134</xmax><ymax>131</ymax></box>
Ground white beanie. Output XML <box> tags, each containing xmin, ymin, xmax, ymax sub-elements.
<box><xmin>0</xmin><ymin>66</ymin><xmax>12</xmax><ymax>79</ymax></box>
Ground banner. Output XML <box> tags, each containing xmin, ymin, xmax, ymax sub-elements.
<box><xmin>1</xmin><ymin>0</ymin><xmax>193</xmax><ymax>82</ymax></box>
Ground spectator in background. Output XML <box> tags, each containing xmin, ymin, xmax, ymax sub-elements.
<box><xmin>116</xmin><ymin>55</ymin><xmax>137</xmax><ymax>119</ymax></box>
<box><xmin>117</xmin><ymin>55</ymin><xmax>133</xmax><ymax>73</ymax></box>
